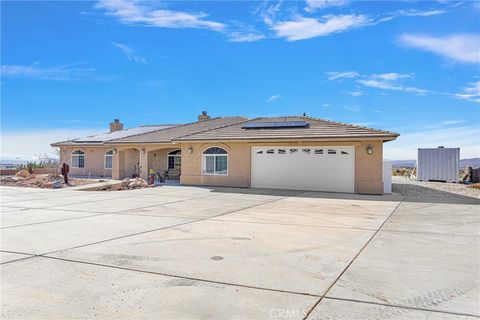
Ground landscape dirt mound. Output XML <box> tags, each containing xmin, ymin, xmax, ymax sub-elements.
<box><xmin>0</xmin><ymin>172</ymin><xmax>96</xmax><ymax>189</ymax></box>
<box><xmin>90</xmin><ymin>178</ymin><xmax>152</xmax><ymax>191</ymax></box>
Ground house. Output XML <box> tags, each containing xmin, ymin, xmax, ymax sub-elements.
<box><xmin>51</xmin><ymin>112</ymin><xmax>399</xmax><ymax>194</ymax></box>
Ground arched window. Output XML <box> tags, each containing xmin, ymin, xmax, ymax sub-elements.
<box><xmin>167</xmin><ymin>149</ymin><xmax>181</xmax><ymax>169</ymax></box>
<box><xmin>105</xmin><ymin>150</ymin><xmax>114</xmax><ymax>169</ymax></box>
<box><xmin>71</xmin><ymin>150</ymin><xmax>85</xmax><ymax>168</ymax></box>
<box><xmin>202</xmin><ymin>147</ymin><xmax>228</xmax><ymax>175</ymax></box>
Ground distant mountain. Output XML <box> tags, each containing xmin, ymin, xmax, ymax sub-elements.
<box><xmin>390</xmin><ymin>158</ymin><xmax>480</xmax><ymax>169</ymax></box>
<box><xmin>390</xmin><ymin>160</ymin><xmax>416</xmax><ymax>168</ymax></box>
<box><xmin>461</xmin><ymin>158</ymin><xmax>480</xmax><ymax>168</ymax></box>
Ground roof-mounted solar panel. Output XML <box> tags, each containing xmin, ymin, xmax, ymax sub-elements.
<box><xmin>242</xmin><ymin>121</ymin><xmax>309</xmax><ymax>129</ymax></box>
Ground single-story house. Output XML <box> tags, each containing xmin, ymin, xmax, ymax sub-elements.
<box><xmin>51</xmin><ymin>112</ymin><xmax>399</xmax><ymax>194</ymax></box>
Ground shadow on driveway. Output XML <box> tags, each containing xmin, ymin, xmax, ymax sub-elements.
<box><xmin>206</xmin><ymin>184</ymin><xmax>479</xmax><ymax>205</ymax></box>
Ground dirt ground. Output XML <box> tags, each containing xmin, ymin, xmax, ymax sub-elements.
<box><xmin>0</xmin><ymin>174</ymin><xmax>98</xmax><ymax>189</ymax></box>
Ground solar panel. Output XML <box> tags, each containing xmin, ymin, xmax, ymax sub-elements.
<box><xmin>242</xmin><ymin>121</ymin><xmax>309</xmax><ymax>129</ymax></box>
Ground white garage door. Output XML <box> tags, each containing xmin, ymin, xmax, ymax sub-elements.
<box><xmin>251</xmin><ymin>146</ymin><xmax>355</xmax><ymax>193</ymax></box>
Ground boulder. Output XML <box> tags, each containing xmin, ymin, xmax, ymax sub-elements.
<box><xmin>15</xmin><ymin>170</ymin><xmax>30</xmax><ymax>178</ymax></box>
<box><xmin>1</xmin><ymin>176</ymin><xmax>20</xmax><ymax>183</ymax></box>
<box><xmin>121</xmin><ymin>178</ymin><xmax>131</xmax><ymax>188</ymax></box>
<box><xmin>52</xmin><ymin>180</ymin><xmax>63</xmax><ymax>189</ymax></box>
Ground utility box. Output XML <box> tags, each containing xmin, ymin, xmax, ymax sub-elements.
<box><xmin>417</xmin><ymin>147</ymin><xmax>460</xmax><ymax>183</ymax></box>
<box><xmin>383</xmin><ymin>160</ymin><xmax>392</xmax><ymax>194</ymax></box>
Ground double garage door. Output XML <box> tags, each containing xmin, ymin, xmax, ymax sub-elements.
<box><xmin>251</xmin><ymin>146</ymin><xmax>355</xmax><ymax>193</ymax></box>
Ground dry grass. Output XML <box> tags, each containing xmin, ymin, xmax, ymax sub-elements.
<box><xmin>467</xmin><ymin>183</ymin><xmax>480</xmax><ymax>189</ymax></box>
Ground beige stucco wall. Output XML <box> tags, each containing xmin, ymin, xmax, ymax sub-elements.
<box><xmin>180</xmin><ymin>140</ymin><xmax>385</xmax><ymax>194</ymax></box>
<box><xmin>148</xmin><ymin>148</ymin><xmax>180</xmax><ymax>174</ymax></box>
<box><xmin>59</xmin><ymin>146</ymin><xmax>114</xmax><ymax>177</ymax></box>
<box><xmin>110</xmin><ymin>144</ymin><xmax>180</xmax><ymax>180</ymax></box>
<box><xmin>60</xmin><ymin>140</ymin><xmax>385</xmax><ymax>194</ymax></box>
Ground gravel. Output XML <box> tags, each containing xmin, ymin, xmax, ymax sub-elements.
<box><xmin>393</xmin><ymin>176</ymin><xmax>480</xmax><ymax>199</ymax></box>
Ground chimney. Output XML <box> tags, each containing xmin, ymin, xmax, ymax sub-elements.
<box><xmin>198</xmin><ymin>111</ymin><xmax>211</xmax><ymax>122</ymax></box>
<box><xmin>109</xmin><ymin>119</ymin><xmax>124</xmax><ymax>132</ymax></box>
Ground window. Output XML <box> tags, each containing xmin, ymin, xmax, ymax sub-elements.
<box><xmin>202</xmin><ymin>147</ymin><xmax>228</xmax><ymax>175</ymax></box>
<box><xmin>302</xmin><ymin>148</ymin><xmax>311</xmax><ymax>154</ymax></box>
<box><xmin>105</xmin><ymin>150</ymin><xmax>113</xmax><ymax>169</ymax></box>
<box><xmin>256</xmin><ymin>150</ymin><xmax>263</xmax><ymax>154</ymax></box>
<box><xmin>167</xmin><ymin>149</ymin><xmax>181</xmax><ymax>169</ymax></box>
<box><xmin>328</xmin><ymin>149</ymin><xmax>336</xmax><ymax>154</ymax></box>
<box><xmin>278</xmin><ymin>149</ymin><xmax>286</xmax><ymax>154</ymax></box>
<box><xmin>341</xmin><ymin>151</ymin><xmax>349</xmax><ymax>155</ymax></box>
<box><xmin>314</xmin><ymin>149</ymin><xmax>323</xmax><ymax>154</ymax></box>
<box><xmin>290</xmin><ymin>149</ymin><xmax>298</xmax><ymax>154</ymax></box>
<box><xmin>266</xmin><ymin>149</ymin><xmax>274</xmax><ymax>154</ymax></box>
<box><xmin>71</xmin><ymin>150</ymin><xmax>85</xmax><ymax>168</ymax></box>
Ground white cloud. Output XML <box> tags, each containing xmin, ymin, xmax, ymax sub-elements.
<box><xmin>96</xmin><ymin>0</ymin><xmax>225</xmax><ymax>31</ymax></box>
<box><xmin>325</xmin><ymin>71</ymin><xmax>359</xmax><ymax>81</ymax></box>
<box><xmin>1</xmin><ymin>128</ymin><xmax>104</xmax><ymax>160</ymax></box>
<box><xmin>270</xmin><ymin>14</ymin><xmax>370</xmax><ymax>41</ymax></box>
<box><xmin>347</xmin><ymin>90</ymin><xmax>363</xmax><ymax>96</ymax></box>
<box><xmin>304</xmin><ymin>0</ymin><xmax>348</xmax><ymax>13</ymax></box>
<box><xmin>384</xmin><ymin>126</ymin><xmax>480</xmax><ymax>160</ymax></box>
<box><xmin>395</xmin><ymin>9</ymin><xmax>446</xmax><ymax>17</ymax></box>
<box><xmin>111</xmin><ymin>42</ymin><xmax>147</xmax><ymax>63</ymax></box>
<box><xmin>228</xmin><ymin>31</ymin><xmax>265</xmax><ymax>43</ymax></box>
<box><xmin>357</xmin><ymin>73</ymin><xmax>428</xmax><ymax>95</ymax></box>
<box><xmin>1</xmin><ymin>64</ymin><xmax>94</xmax><ymax>81</ymax></box>
<box><xmin>343</xmin><ymin>105</ymin><xmax>360</xmax><ymax>112</ymax></box>
<box><xmin>441</xmin><ymin>120</ymin><xmax>467</xmax><ymax>125</ymax></box>
<box><xmin>399</xmin><ymin>34</ymin><xmax>480</xmax><ymax>64</ymax></box>
<box><xmin>454</xmin><ymin>81</ymin><xmax>480</xmax><ymax>103</ymax></box>
<box><xmin>371</xmin><ymin>73</ymin><xmax>412</xmax><ymax>81</ymax></box>
<box><xmin>267</xmin><ymin>94</ymin><xmax>283</xmax><ymax>103</ymax></box>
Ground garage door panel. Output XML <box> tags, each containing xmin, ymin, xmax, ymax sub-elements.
<box><xmin>251</xmin><ymin>146</ymin><xmax>355</xmax><ymax>193</ymax></box>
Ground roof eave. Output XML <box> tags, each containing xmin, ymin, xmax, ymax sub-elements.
<box><xmin>173</xmin><ymin>135</ymin><xmax>400</xmax><ymax>143</ymax></box>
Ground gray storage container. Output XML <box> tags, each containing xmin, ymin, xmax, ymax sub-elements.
<box><xmin>417</xmin><ymin>147</ymin><xmax>460</xmax><ymax>183</ymax></box>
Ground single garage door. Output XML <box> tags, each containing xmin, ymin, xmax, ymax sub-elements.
<box><xmin>251</xmin><ymin>146</ymin><xmax>355</xmax><ymax>193</ymax></box>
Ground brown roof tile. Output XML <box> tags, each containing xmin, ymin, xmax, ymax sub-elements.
<box><xmin>173</xmin><ymin>116</ymin><xmax>399</xmax><ymax>141</ymax></box>
<box><xmin>107</xmin><ymin>117</ymin><xmax>247</xmax><ymax>144</ymax></box>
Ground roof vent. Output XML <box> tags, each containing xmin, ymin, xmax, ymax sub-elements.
<box><xmin>198</xmin><ymin>111</ymin><xmax>211</xmax><ymax>122</ymax></box>
<box><xmin>109</xmin><ymin>119</ymin><xmax>124</xmax><ymax>132</ymax></box>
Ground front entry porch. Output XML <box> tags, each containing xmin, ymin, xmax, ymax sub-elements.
<box><xmin>112</xmin><ymin>146</ymin><xmax>181</xmax><ymax>182</ymax></box>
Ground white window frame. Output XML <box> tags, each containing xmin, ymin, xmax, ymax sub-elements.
<box><xmin>104</xmin><ymin>149</ymin><xmax>114</xmax><ymax>169</ymax></box>
<box><xmin>71</xmin><ymin>150</ymin><xmax>85</xmax><ymax>168</ymax></box>
<box><xmin>202</xmin><ymin>147</ymin><xmax>228</xmax><ymax>176</ymax></box>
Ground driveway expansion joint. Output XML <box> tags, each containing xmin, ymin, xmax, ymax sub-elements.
<box><xmin>303</xmin><ymin>195</ymin><xmax>407</xmax><ymax>319</ymax></box>
<box><xmin>322</xmin><ymin>296</ymin><xmax>480</xmax><ymax>318</ymax></box>
<box><xmin>40</xmin><ymin>255</ymin><xmax>323</xmax><ymax>298</ymax></box>
<box><xmin>34</xmin><ymin>191</ymin><xmax>303</xmax><ymax>257</ymax></box>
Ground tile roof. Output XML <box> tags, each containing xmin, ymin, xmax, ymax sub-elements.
<box><xmin>106</xmin><ymin>117</ymin><xmax>247</xmax><ymax>144</ymax></box>
<box><xmin>173</xmin><ymin>116</ymin><xmax>399</xmax><ymax>141</ymax></box>
<box><xmin>51</xmin><ymin>116</ymin><xmax>399</xmax><ymax>146</ymax></box>
<box><xmin>51</xmin><ymin>125</ymin><xmax>177</xmax><ymax>146</ymax></box>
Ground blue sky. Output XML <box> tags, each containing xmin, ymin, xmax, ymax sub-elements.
<box><xmin>1</xmin><ymin>0</ymin><xmax>479</xmax><ymax>160</ymax></box>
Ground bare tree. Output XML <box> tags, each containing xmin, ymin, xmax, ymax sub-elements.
<box><xmin>35</xmin><ymin>152</ymin><xmax>60</xmax><ymax>177</ymax></box>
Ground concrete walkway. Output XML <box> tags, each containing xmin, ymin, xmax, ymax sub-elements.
<box><xmin>1</xmin><ymin>184</ymin><xmax>478</xmax><ymax>319</ymax></box>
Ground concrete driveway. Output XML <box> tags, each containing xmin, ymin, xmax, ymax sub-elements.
<box><xmin>1</xmin><ymin>184</ymin><xmax>478</xmax><ymax>319</ymax></box>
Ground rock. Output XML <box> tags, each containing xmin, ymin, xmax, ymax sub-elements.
<box><xmin>1</xmin><ymin>176</ymin><xmax>20</xmax><ymax>183</ymax></box>
<box><xmin>52</xmin><ymin>181</ymin><xmax>62</xmax><ymax>189</ymax></box>
<box><xmin>121</xmin><ymin>178</ymin><xmax>131</xmax><ymax>188</ymax></box>
<box><xmin>124</xmin><ymin>177</ymin><xmax>148</xmax><ymax>189</ymax></box>
<box><xmin>15</xmin><ymin>170</ymin><xmax>30</xmax><ymax>178</ymax></box>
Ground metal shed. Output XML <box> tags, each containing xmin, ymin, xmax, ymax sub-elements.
<box><xmin>417</xmin><ymin>147</ymin><xmax>460</xmax><ymax>183</ymax></box>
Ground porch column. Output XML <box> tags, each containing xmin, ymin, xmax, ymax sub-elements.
<box><xmin>139</xmin><ymin>148</ymin><xmax>148</xmax><ymax>180</ymax></box>
<box><xmin>112</xmin><ymin>150</ymin><xmax>125</xmax><ymax>180</ymax></box>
